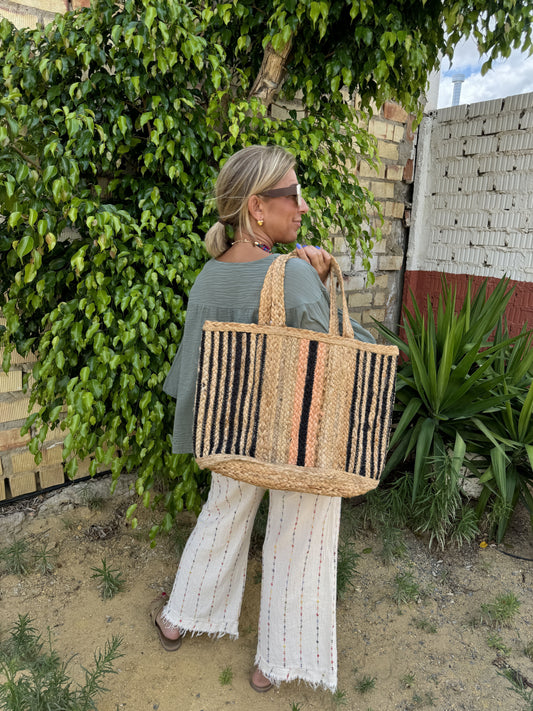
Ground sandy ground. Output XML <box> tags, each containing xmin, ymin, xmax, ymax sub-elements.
<box><xmin>1</xmin><ymin>475</ymin><xmax>532</xmax><ymax>711</ymax></box>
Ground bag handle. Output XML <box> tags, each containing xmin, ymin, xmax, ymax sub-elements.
<box><xmin>258</xmin><ymin>251</ymin><xmax>354</xmax><ymax>338</ymax></box>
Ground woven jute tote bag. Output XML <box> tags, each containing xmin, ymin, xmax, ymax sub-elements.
<box><xmin>193</xmin><ymin>253</ymin><xmax>399</xmax><ymax>497</ymax></box>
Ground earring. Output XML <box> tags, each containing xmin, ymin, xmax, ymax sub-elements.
<box><xmin>257</xmin><ymin>219</ymin><xmax>264</xmax><ymax>227</ymax></box>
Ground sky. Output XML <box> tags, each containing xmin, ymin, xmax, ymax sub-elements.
<box><xmin>437</xmin><ymin>37</ymin><xmax>533</xmax><ymax>108</ymax></box>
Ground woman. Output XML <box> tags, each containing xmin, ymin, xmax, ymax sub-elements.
<box><xmin>152</xmin><ymin>145</ymin><xmax>375</xmax><ymax>693</ymax></box>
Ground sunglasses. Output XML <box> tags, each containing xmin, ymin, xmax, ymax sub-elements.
<box><xmin>260</xmin><ymin>183</ymin><xmax>302</xmax><ymax>208</ymax></box>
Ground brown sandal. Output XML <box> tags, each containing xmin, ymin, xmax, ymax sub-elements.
<box><xmin>249</xmin><ymin>668</ymin><xmax>273</xmax><ymax>693</ymax></box>
<box><xmin>150</xmin><ymin>597</ymin><xmax>182</xmax><ymax>652</ymax></box>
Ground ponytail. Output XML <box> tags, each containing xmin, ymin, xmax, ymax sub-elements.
<box><xmin>204</xmin><ymin>221</ymin><xmax>232</xmax><ymax>258</ymax></box>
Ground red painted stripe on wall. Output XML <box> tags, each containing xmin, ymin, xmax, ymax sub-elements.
<box><xmin>402</xmin><ymin>271</ymin><xmax>533</xmax><ymax>337</ymax></box>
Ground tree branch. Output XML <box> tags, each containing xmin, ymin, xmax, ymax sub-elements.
<box><xmin>248</xmin><ymin>38</ymin><xmax>293</xmax><ymax>107</ymax></box>
<box><xmin>11</xmin><ymin>143</ymin><xmax>41</xmax><ymax>173</ymax></box>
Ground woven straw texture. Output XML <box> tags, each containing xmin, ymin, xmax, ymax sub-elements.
<box><xmin>194</xmin><ymin>253</ymin><xmax>398</xmax><ymax>497</ymax></box>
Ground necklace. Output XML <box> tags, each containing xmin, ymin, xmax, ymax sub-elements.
<box><xmin>232</xmin><ymin>239</ymin><xmax>272</xmax><ymax>254</ymax></box>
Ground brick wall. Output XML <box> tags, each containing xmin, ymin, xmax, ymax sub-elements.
<box><xmin>406</xmin><ymin>92</ymin><xmax>533</xmax><ymax>334</ymax></box>
<box><xmin>0</xmin><ymin>0</ymin><xmax>415</xmax><ymax>500</ymax></box>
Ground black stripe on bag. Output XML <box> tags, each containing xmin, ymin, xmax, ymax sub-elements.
<box><xmin>360</xmin><ymin>351</ymin><xmax>377</xmax><ymax>476</ymax></box>
<box><xmin>375</xmin><ymin>355</ymin><xmax>395</xmax><ymax>476</ymax></box>
<box><xmin>249</xmin><ymin>333</ymin><xmax>267</xmax><ymax>458</ymax></box>
<box><xmin>242</xmin><ymin>333</ymin><xmax>259</xmax><ymax>456</ymax></box>
<box><xmin>208</xmin><ymin>332</ymin><xmax>225</xmax><ymax>454</ymax></box>
<box><xmin>233</xmin><ymin>332</ymin><xmax>251</xmax><ymax>454</ymax></box>
<box><xmin>345</xmin><ymin>349</ymin><xmax>360</xmax><ymax>472</ymax></box>
<box><xmin>296</xmin><ymin>340</ymin><xmax>319</xmax><ymax>466</ymax></box>
<box><xmin>367</xmin><ymin>353</ymin><xmax>381</xmax><ymax>478</ymax></box>
<box><xmin>225</xmin><ymin>330</ymin><xmax>243</xmax><ymax>453</ymax></box>
<box><xmin>215</xmin><ymin>331</ymin><xmax>233</xmax><ymax>454</ymax></box>
<box><xmin>193</xmin><ymin>331</ymin><xmax>207</xmax><ymax>454</ymax></box>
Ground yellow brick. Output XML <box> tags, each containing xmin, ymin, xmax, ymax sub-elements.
<box><xmin>358</xmin><ymin>161</ymin><xmax>385</xmax><ymax>179</ymax></box>
<box><xmin>393</xmin><ymin>125</ymin><xmax>406</xmax><ymax>142</ymax></box>
<box><xmin>378</xmin><ymin>255</ymin><xmax>404</xmax><ymax>271</ymax></box>
<box><xmin>377</xmin><ymin>140</ymin><xmax>399</xmax><ymax>161</ymax></box>
<box><xmin>11</xmin><ymin>450</ymin><xmax>36</xmax><ymax>473</ymax></box>
<box><xmin>0</xmin><ymin>347</ymin><xmax>37</xmax><ymax>365</ymax></box>
<box><xmin>69</xmin><ymin>456</ymin><xmax>93</xmax><ymax>480</ymax></box>
<box><xmin>41</xmin><ymin>444</ymin><xmax>63</xmax><ymax>466</ymax></box>
<box><xmin>373</xmin><ymin>291</ymin><xmax>388</xmax><ymax>306</ymax></box>
<box><xmin>0</xmin><ymin>427</ymin><xmax>31</xmax><ymax>452</ymax></box>
<box><xmin>384</xmin><ymin>202</ymin><xmax>405</xmax><ymax>219</ymax></box>
<box><xmin>386</xmin><ymin>165</ymin><xmax>405</xmax><ymax>181</ymax></box>
<box><xmin>373</xmin><ymin>239</ymin><xmax>388</xmax><ymax>254</ymax></box>
<box><xmin>0</xmin><ymin>397</ymin><xmax>39</xmax><ymax>424</ymax></box>
<box><xmin>348</xmin><ymin>292</ymin><xmax>373</xmax><ymax>308</ymax></box>
<box><xmin>369</xmin><ymin>118</ymin><xmax>394</xmax><ymax>141</ymax></box>
<box><xmin>9</xmin><ymin>471</ymin><xmax>37</xmax><ymax>497</ymax></box>
<box><xmin>0</xmin><ymin>477</ymin><xmax>5</xmax><ymax>500</ymax></box>
<box><xmin>371</xmin><ymin>181</ymin><xmax>395</xmax><ymax>199</ymax></box>
<box><xmin>364</xmin><ymin>308</ymin><xmax>386</xmax><ymax>323</ymax></box>
<box><xmin>39</xmin><ymin>464</ymin><xmax>65</xmax><ymax>489</ymax></box>
<box><xmin>379</xmin><ymin>219</ymin><xmax>392</xmax><ymax>236</ymax></box>
<box><xmin>0</xmin><ymin>371</ymin><xmax>23</xmax><ymax>393</ymax></box>
<box><xmin>373</xmin><ymin>275</ymin><xmax>390</xmax><ymax>289</ymax></box>
<box><xmin>0</xmin><ymin>7</ymin><xmax>39</xmax><ymax>30</ymax></box>
<box><xmin>12</xmin><ymin>0</ymin><xmax>66</xmax><ymax>12</ymax></box>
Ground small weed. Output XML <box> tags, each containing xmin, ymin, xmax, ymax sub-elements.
<box><xmin>380</xmin><ymin>526</ymin><xmax>407</xmax><ymax>564</ymax></box>
<box><xmin>332</xmin><ymin>688</ymin><xmax>348</xmax><ymax>706</ymax></box>
<box><xmin>290</xmin><ymin>703</ymin><xmax>303</xmax><ymax>711</ymax></box>
<box><xmin>413</xmin><ymin>618</ymin><xmax>437</xmax><ymax>634</ymax></box>
<box><xmin>0</xmin><ymin>539</ymin><xmax>30</xmax><ymax>575</ymax></box>
<box><xmin>480</xmin><ymin>592</ymin><xmax>520</xmax><ymax>626</ymax></box>
<box><xmin>337</xmin><ymin>538</ymin><xmax>360</xmax><ymax>601</ymax></box>
<box><xmin>401</xmin><ymin>672</ymin><xmax>415</xmax><ymax>688</ymax></box>
<box><xmin>500</xmin><ymin>669</ymin><xmax>533</xmax><ymax>709</ymax></box>
<box><xmin>0</xmin><ymin>614</ymin><xmax>122</xmax><ymax>710</ymax></box>
<box><xmin>91</xmin><ymin>558</ymin><xmax>125</xmax><ymax>599</ymax></box>
<box><xmin>393</xmin><ymin>571</ymin><xmax>420</xmax><ymax>605</ymax></box>
<box><xmin>524</xmin><ymin>641</ymin><xmax>533</xmax><ymax>661</ymax></box>
<box><xmin>80</xmin><ymin>485</ymin><xmax>105</xmax><ymax>511</ymax></box>
<box><xmin>487</xmin><ymin>633</ymin><xmax>511</xmax><ymax>655</ymax></box>
<box><xmin>411</xmin><ymin>691</ymin><xmax>436</xmax><ymax>707</ymax></box>
<box><xmin>340</xmin><ymin>500</ymin><xmax>360</xmax><ymax>538</ymax></box>
<box><xmin>355</xmin><ymin>675</ymin><xmax>376</xmax><ymax>694</ymax></box>
<box><xmin>218</xmin><ymin>666</ymin><xmax>233</xmax><ymax>685</ymax></box>
<box><xmin>33</xmin><ymin>542</ymin><xmax>58</xmax><ymax>575</ymax></box>
<box><xmin>61</xmin><ymin>517</ymin><xmax>77</xmax><ymax>530</ymax></box>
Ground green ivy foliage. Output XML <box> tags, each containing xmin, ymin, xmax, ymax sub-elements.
<box><xmin>0</xmin><ymin>0</ymin><xmax>531</xmax><ymax>536</ymax></box>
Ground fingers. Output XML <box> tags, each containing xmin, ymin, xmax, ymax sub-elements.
<box><xmin>296</xmin><ymin>245</ymin><xmax>331</xmax><ymax>283</ymax></box>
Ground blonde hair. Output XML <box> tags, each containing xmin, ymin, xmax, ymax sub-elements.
<box><xmin>204</xmin><ymin>145</ymin><xmax>296</xmax><ymax>258</ymax></box>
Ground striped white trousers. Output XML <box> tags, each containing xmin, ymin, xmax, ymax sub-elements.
<box><xmin>161</xmin><ymin>472</ymin><xmax>341</xmax><ymax>691</ymax></box>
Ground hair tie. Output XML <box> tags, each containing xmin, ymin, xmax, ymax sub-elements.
<box><xmin>218</xmin><ymin>218</ymin><xmax>227</xmax><ymax>226</ymax></box>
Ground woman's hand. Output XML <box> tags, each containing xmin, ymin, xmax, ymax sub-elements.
<box><xmin>296</xmin><ymin>244</ymin><xmax>331</xmax><ymax>284</ymax></box>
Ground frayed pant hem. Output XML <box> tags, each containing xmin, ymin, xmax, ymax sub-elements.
<box><xmin>160</xmin><ymin>611</ymin><xmax>239</xmax><ymax>640</ymax></box>
<box><xmin>254</xmin><ymin>655</ymin><xmax>337</xmax><ymax>693</ymax></box>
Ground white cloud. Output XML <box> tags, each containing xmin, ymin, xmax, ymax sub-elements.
<box><xmin>437</xmin><ymin>37</ymin><xmax>533</xmax><ymax>107</ymax></box>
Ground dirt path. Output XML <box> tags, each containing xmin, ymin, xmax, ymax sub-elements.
<box><xmin>1</xmin><ymin>475</ymin><xmax>532</xmax><ymax>711</ymax></box>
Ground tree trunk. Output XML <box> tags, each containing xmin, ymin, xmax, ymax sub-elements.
<box><xmin>248</xmin><ymin>38</ymin><xmax>293</xmax><ymax>107</ymax></box>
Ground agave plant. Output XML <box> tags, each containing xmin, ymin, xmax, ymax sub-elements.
<box><xmin>376</xmin><ymin>276</ymin><xmax>523</xmax><ymax>506</ymax></box>
<box><xmin>470</xmin><ymin>323</ymin><xmax>533</xmax><ymax>542</ymax></box>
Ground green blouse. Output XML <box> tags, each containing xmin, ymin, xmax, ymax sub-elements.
<box><xmin>163</xmin><ymin>254</ymin><xmax>375</xmax><ymax>453</ymax></box>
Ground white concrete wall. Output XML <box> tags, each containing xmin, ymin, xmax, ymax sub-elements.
<box><xmin>408</xmin><ymin>92</ymin><xmax>533</xmax><ymax>283</ymax></box>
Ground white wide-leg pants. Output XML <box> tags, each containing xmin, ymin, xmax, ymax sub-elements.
<box><xmin>161</xmin><ymin>472</ymin><xmax>341</xmax><ymax>691</ymax></box>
